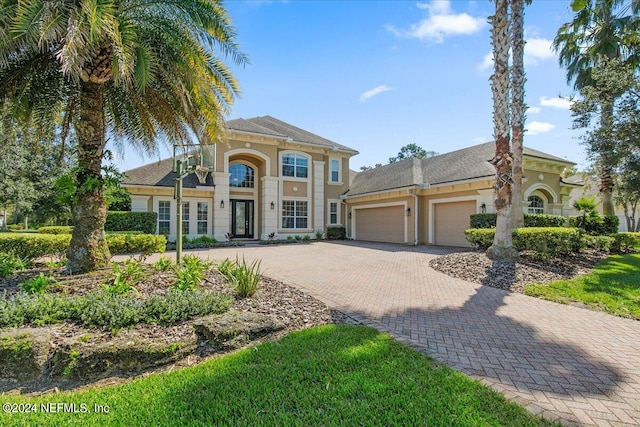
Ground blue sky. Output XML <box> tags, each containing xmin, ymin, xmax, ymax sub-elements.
<box><xmin>115</xmin><ymin>0</ymin><xmax>585</xmax><ymax>172</ymax></box>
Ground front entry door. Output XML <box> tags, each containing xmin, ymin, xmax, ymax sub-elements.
<box><xmin>231</xmin><ymin>200</ymin><xmax>254</xmax><ymax>239</ymax></box>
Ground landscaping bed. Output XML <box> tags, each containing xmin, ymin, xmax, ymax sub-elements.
<box><xmin>429</xmin><ymin>249</ymin><xmax>608</xmax><ymax>293</ymax></box>
<box><xmin>0</xmin><ymin>261</ymin><xmax>345</xmax><ymax>394</ymax></box>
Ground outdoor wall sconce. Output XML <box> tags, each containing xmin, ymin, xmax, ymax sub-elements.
<box><xmin>348</xmin><ymin>212</ymin><xmax>352</xmax><ymax>219</ymax></box>
<box><xmin>480</xmin><ymin>203</ymin><xmax>487</xmax><ymax>213</ymax></box>
<box><xmin>220</xmin><ymin>200</ymin><xmax>225</xmax><ymax>209</ymax></box>
<box><xmin>270</xmin><ymin>201</ymin><xmax>275</xmax><ymax>210</ymax></box>
<box><xmin>406</xmin><ymin>207</ymin><xmax>411</xmax><ymax>216</ymax></box>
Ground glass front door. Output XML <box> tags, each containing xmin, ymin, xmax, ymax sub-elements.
<box><xmin>231</xmin><ymin>200</ymin><xmax>254</xmax><ymax>238</ymax></box>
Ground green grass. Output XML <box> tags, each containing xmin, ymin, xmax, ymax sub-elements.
<box><xmin>0</xmin><ymin>325</ymin><xmax>557</xmax><ymax>426</ymax></box>
<box><xmin>525</xmin><ymin>254</ymin><xmax>640</xmax><ymax>319</ymax></box>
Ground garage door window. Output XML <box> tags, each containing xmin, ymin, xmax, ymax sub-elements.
<box><xmin>282</xmin><ymin>200</ymin><xmax>308</xmax><ymax>229</ymax></box>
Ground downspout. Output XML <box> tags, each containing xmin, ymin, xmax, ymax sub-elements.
<box><xmin>407</xmin><ymin>189</ymin><xmax>418</xmax><ymax>246</ymax></box>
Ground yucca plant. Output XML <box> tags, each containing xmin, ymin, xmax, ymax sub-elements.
<box><xmin>0</xmin><ymin>252</ymin><xmax>30</xmax><ymax>277</ymax></box>
<box><xmin>173</xmin><ymin>255</ymin><xmax>211</xmax><ymax>291</ymax></box>
<box><xmin>153</xmin><ymin>256</ymin><xmax>173</xmax><ymax>272</ymax></box>
<box><xmin>103</xmin><ymin>259</ymin><xmax>144</xmax><ymax>295</ymax></box>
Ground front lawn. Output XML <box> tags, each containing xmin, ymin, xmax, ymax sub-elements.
<box><xmin>524</xmin><ymin>254</ymin><xmax>640</xmax><ymax>319</ymax></box>
<box><xmin>1</xmin><ymin>325</ymin><xmax>557</xmax><ymax>427</ymax></box>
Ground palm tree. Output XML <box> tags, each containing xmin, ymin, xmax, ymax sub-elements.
<box><xmin>488</xmin><ymin>0</ymin><xmax>518</xmax><ymax>260</ymax></box>
<box><xmin>0</xmin><ymin>0</ymin><xmax>247</xmax><ymax>273</ymax></box>
<box><xmin>553</xmin><ymin>0</ymin><xmax>640</xmax><ymax>216</ymax></box>
<box><xmin>510</xmin><ymin>0</ymin><xmax>529</xmax><ymax>229</ymax></box>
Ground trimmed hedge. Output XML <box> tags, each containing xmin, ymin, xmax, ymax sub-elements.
<box><xmin>612</xmin><ymin>232</ymin><xmax>640</xmax><ymax>253</ymax></box>
<box><xmin>38</xmin><ymin>226</ymin><xmax>73</xmax><ymax>235</ymax></box>
<box><xmin>106</xmin><ymin>234</ymin><xmax>166</xmax><ymax>255</ymax></box>
<box><xmin>105</xmin><ymin>211</ymin><xmax>157</xmax><ymax>234</ymax></box>
<box><xmin>569</xmin><ymin>215</ymin><xmax>620</xmax><ymax>236</ymax></box>
<box><xmin>0</xmin><ymin>233</ymin><xmax>165</xmax><ymax>260</ymax></box>
<box><xmin>326</xmin><ymin>226</ymin><xmax>346</xmax><ymax>240</ymax></box>
<box><xmin>470</xmin><ymin>213</ymin><xmax>566</xmax><ymax>229</ymax></box>
<box><xmin>464</xmin><ymin>227</ymin><xmax>585</xmax><ymax>257</ymax></box>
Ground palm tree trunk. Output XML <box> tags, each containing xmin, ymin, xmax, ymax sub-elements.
<box><xmin>599</xmin><ymin>103</ymin><xmax>616</xmax><ymax>216</ymax></box>
<box><xmin>510</xmin><ymin>0</ymin><xmax>526</xmax><ymax>229</ymax></box>
<box><xmin>66</xmin><ymin>80</ymin><xmax>111</xmax><ymax>273</ymax></box>
<box><xmin>488</xmin><ymin>0</ymin><xmax>518</xmax><ymax>260</ymax></box>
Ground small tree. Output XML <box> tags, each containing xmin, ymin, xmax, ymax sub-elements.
<box><xmin>388</xmin><ymin>144</ymin><xmax>438</xmax><ymax>163</ymax></box>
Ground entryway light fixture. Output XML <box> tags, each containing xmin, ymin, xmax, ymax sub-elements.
<box><xmin>270</xmin><ymin>201</ymin><xmax>275</xmax><ymax>210</ymax></box>
<box><xmin>480</xmin><ymin>203</ymin><xmax>487</xmax><ymax>213</ymax></box>
<box><xmin>220</xmin><ymin>200</ymin><xmax>225</xmax><ymax>209</ymax></box>
<box><xmin>406</xmin><ymin>207</ymin><xmax>411</xmax><ymax>216</ymax></box>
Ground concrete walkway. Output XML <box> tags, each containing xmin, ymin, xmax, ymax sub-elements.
<box><xmin>131</xmin><ymin>241</ymin><xmax>640</xmax><ymax>426</ymax></box>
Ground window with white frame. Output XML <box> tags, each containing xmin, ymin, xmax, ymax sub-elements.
<box><xmin>528</xmin><ymin>195</ymin><xmax>544</xmax><ymax>214</ymax></box>
<box><xmin>328</xmin><ymin>201</ymin><xmax>339</xmax><ymax>225</ymax></box>
<box><xmin>330</xmin><ymin>159</ymin><xmax>340</xmax><ymax>183</ymax></box>
<box><xmin>182</xmin><ymin>203</ymin><xmax>190</xmax><ymax>235</ymax></box>
<box><xmin>197</xmin><ymin>202</ymin><xmax>208</xmax><ymax>235</ymax></box>
<box><xmin>282</xmin><ymin>153</ymin><xmax>308</xmax><ymax>178</ymax></box>
<box><xmin>229</xmin><ymin>163</ymin><xmax>255</xmax><ymax>188</ymax></box>
<box><xmin>158</xmin><ymin>201</ymin><xmax>171</xmax><ymax>235</ymax></box>
<box><xmin>282</xmin><ymin>200</ymin><xmax>308</xmax><ymax>229</ymax></box>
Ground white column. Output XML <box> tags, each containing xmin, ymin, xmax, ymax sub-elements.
<box><xmin>313</xmin><ymin>161</ymin><xmax>325</xmax><ymax>233</ymax></box>
<box><xmin>261</xmin><ymin>176</ymin><xmax>279</xmax><ymax>240</ymax></box>
<box><xmin>212</xmin><ymin>172</ymin><xmax>230</xmax><ymax>241</ymax></box>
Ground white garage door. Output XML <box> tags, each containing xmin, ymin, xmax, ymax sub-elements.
<box><xmin>355</xmin><ymin>205</ymin><xmax>405</xmax><ymax>243</ymax></box>
<box><xmin>434</xmin><ymin>201</ymin><xmax>476</xmax><ymax>247</ymax></box>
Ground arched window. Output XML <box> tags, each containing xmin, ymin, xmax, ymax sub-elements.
<box><xmin>528</xmin><ymin>195</ymin><xmax>544</xmax><ymax>214</ymax></box>
<box><xmin>229</xmin><ymin>163</ymin><xmax>254</xmax><ymax>188</ymax></box>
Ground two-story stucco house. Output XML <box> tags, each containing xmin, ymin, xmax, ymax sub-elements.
<box><xmin>123</xmin><ymin>116</ymin><xmax>580</xmax><ymax>247</ymax></box>
<box><xmin>123</xmin><ymin>116</ymin><xmax>358</xmax><ymax>242</ymax></box>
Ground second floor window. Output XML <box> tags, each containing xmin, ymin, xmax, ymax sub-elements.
<box><xmin>330</xmin><ymin>159</ymin><xmax>340</xmax><ymax>182</ymax></box>
<box><xmin>282</xmin><ymin>154</ymin><xmax>308</xmax><ymax>178</ymax></box>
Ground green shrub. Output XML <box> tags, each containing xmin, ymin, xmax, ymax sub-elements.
<box><xmin>585</xmin><ymin>235</ymin><xmax>615</xmax><ymax>252</ymax></box>
<box><xmin>0</xmin><ymin>233</ymin><xmax>164</xmax><ymax>260</ymax></box>
<box><xmin>38</xmin><ymin>226</ymin><xmax>74</xmax><ymax>235</ymax></box>
<box><xmin>470</xmin><ymin>213</ymin><xmax>566</xmax><ymax>229</ymax></box>
<box><xmin>469</xmin><ymin>214</ymin><xmax>496</xmax><ymax>229</ymax></box>
<box><xmin>153</xmin><ymin>256</ymin><xmax>173</xmax><ymax>272</ymax></box>
<box><xmin>20</xmin><ymin>273</ymin><xmax>57</xmax><ymax>295</ymax></box>
<box><xmin>217</xmin><ymin>256</ymin><xmax>262</xmax><ymax>297</ymax></box>
<box><xmin>232</xmin><ymin>256</ymin><xmax>262</xmax><ymax>297</ymax></box>
<box><xmin>524</xmin><ymin>214</ymin><xmax>566</xmax><ymax>227</ymax></box>
<box><xmin>465</xmin><ymin>227</ymin><xmax>585</xmax><ymax>257</ymax></box>
<box><xmin>143</xmin><ymin>290</ymin><xmax>232</xmax><ymax>325</ymax></box>
<box><xmin>0</xmin><ymin>291</ymin><xmax>231</xmax><ymax>329</ymax></box>
<box><xmin>569</xmin><ymin>215</ymin><xmax>619</xmax><ymax>236</ymax></box>
<box><xmin>0</xmin><ymin>234</ymin><xmax>71</xmax><ymax>260</ymax></box>
<box><xmin>103</xmin><ymin>259</ymin><xmax>144</xmax><ymax>296</ymax></box>
<box><xmin>105</xmin><ymin>211</ymin><xmax>158</xmax><ymax>234</ymax></box>
<box><xmin>0</xmin><ymin>252</ymin><xmax>30</xmax><ymax>277</ymax></box>
<box><xmin>464</xmin><ymin>228</ymin><xmax>495</xmax><ymax>250</ymax></box>
<box><xmin>173</xmin><ymin>255</ymin><xmax>210</xmax><ymax>291</ymax></box>
<box><xmin>612</xmin><ymin>232</ymin><xmax>640</xmax><ymax>253</ymax></box>
<box><xmin>326</xmin><ymin>226</ymin><xmax>346</xmax><ymax>240</ymax></box>
<box><xmin>513</xmin><ymin>227</ymin><xmax>585</xmax><ymax>257</ymax></box>
<box><xmin>106</xmin><ymin>233</ymin><xmax>166</xmax><ymax>255</ymax></box>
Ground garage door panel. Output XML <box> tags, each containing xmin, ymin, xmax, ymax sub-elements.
<box><xmin>356</xmin><ymin>206</ymin><xmax>404</xmax><ymax>243</ymax></box>
<box><xmin>434</xmin><ymin>201</ymin><xmax>476</xmax><ymax>247</ymax></box>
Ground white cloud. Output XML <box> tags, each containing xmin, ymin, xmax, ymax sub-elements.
<box><xmin>477</xmin><ymin>52</ymin><xmax>493</xmax><ymax>71</ymax></box>
<box><xmin>540</xmin><ymin>96</ymin><xmax>572</xmax><ymax>110</ymax></box>
<box><xmin>473</xmin><ymin>136</ymin><xmax>489</xmax><ymax>143</ymax></box>
<box><xmin>527</xmin><ymin>106</ymin><xmax>541</xmax><ymax>114</ymax></box>
<box><xmin>359</xmin><ymin>85</ymin><xmax>393</xmax><ymax>102</ymax></box>
<box><xmin>387</xmin><ymin>0</ymin><xmax>486</xmax><ymax>43</ymax></box>
<box><xmin>526</xmin><ymin>121</ymin><xmax>555</xmax><ymax>135</ymax></box>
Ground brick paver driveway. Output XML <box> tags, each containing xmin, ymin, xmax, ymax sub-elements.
<box><xmin>139</xmin><ymin>241</ymin><xmax>640</xmax><ymax>426</ymax></box>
